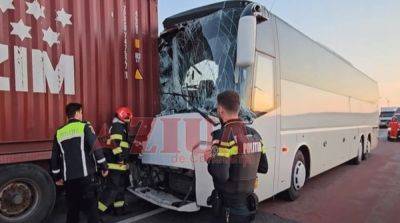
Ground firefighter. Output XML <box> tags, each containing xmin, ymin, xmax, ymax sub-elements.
<box><xmin>51</xmin><ymin>103</ymin><xmax>109</xmax><ymax>223</ymax></box>
<box><xmin>98</xmin><ymin>107</ymin><xmax>133</xmax><ymax>215</ymax></box>
<box><xmin>206</xmin><ymin>91</ymin><xmax>268</xmax><ymax>223</ymax></box>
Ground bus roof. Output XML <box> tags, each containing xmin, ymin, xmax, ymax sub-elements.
<box><xmin>163</xmin><ymin>1</ymin><xmax>252</xmax><ymax>29</ymax></box>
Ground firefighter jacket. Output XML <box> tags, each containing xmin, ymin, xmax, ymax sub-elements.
<box><xmin>51</xmin><ymin>119</ymin><xmax>108</xmax><ymax>181</ymax></box>
<box><xmin>106</xmin><ymin>117</ymin><xmax>130</xmax><ymax>171</ymax></box>
<box><xmin>207</xmin><ymin>119</ymin><xmax>268</xmax><ymax>194</ymax></box>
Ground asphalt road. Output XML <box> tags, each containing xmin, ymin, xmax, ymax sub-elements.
<box><xmin>49</xmin><ymin>129</ymin><xmax>398</xmax><ymax>223</ymax></box>
<box><xmin>259</xmin><ymin>130</ymin><xmax>399</xmax><ymax>223</ymax></box>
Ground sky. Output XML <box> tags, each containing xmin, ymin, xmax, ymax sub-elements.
<box><xmin>158</xmin><ymin>0</ymin><xmax>400</xmax><ymax>107</ymax></box>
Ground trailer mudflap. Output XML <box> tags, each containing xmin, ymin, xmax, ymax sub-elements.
<box><xmin>127</xmin><ymin>186</ymin><xmax>200</xmax><ymax>212</ymax></box>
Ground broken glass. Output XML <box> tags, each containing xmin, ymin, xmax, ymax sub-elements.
<box><xmin>159</xmin><ymin>7</ymin><xmax>255</xmax><ymax>120</ymax></box>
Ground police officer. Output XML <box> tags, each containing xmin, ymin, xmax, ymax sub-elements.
<box><xmin>98</xmin><ymin>107</ymin><xmax>133</xmax><ymax>215</ymax></box>
<box><xmin>206</xmin><ymin>91</ymin><xmax>268</xmax><ymax>223</ymax></box>
<box><xmin>51</xmin><ymin>103</ymin><xmax>109</xmax><ymax>223</ymax></box>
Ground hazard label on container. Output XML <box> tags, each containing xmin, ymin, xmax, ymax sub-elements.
<box><xmin>135</xmin><ymin>69</ymin><xmax>143</xmax><ymax>80</ymax></box>
<box><xmin>134</xmin><ymin>39</ymin><xmax>140</xmax><ymax>49</ymax></box>
<box><xmin>135</xmin><ymin>52</ymin><xmax>141</xmax><ymax>63</ymax></box>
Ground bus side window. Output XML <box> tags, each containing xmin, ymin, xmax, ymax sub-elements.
<box><xmin>252</xmin><ymin>53</ymin><xmax>275</xmax><ymax>115</ymax></box>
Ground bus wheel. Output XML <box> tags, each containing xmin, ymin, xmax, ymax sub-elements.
<box><xmin>362</xmin><ymin>139</ymin><xmax>371</xmax><ymax>160</ymax></box>
<box><xmin>352</xmin><ymin>140</ymin><xmax>363</xmax><ymax>165</ymax></box>
<box><xmin>0</xmin><ymin>164</ymin><xmax>56</xmax><ymax>223</ymax></box>
<box><xmin>284</xmin><ymin>150</ymin><xmax>307</xmax><ymax>201</ymax></box>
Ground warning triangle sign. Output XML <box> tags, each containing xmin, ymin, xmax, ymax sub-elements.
<box><xmin>135</xmin><ymin>69</ymin><xmax>143</xmax><ymax>80</ymax></box>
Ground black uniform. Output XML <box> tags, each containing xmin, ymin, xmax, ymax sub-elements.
<box><xmin>208</xmin><ymin>119</ymin><xmax>268</xmax><ymax>223</ymax></box>
<box><xmin>51</xmin><ymin>119</ymin><xmax>107</xmax><ymax>223</ymax></box>
<box><xmin>98</xmin><ymin>117</ymin><xmax>131</xmax><ymax>213</ymax></box>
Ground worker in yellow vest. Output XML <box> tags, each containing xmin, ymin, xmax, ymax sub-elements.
<box><xmin>98</xmin><ymin>107</ymin><xmax>133</xmax><ymax>216</ymax></box>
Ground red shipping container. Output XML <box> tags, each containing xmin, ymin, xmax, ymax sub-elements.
<box><xmin>0</xmin><ymin>0</ymin><xmax>160</xmax><ymax>159</ymax></box>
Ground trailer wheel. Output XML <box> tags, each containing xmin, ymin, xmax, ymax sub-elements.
<box><xmin>284</xmin><ymin>150</ymin><xmax>307</xmax><ymax>201</ymax></box>
<box><xmin>0</xmin><ymin>164</ymin><xmax>56</xmax><ymax>223</ymax></box>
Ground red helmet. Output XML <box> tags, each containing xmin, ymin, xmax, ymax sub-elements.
<box><xmin>116</xmin><ymin>107</ymin><xmax>133</xmax><ymax>122</ymax></box>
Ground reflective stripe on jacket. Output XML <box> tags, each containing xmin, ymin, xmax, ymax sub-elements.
<box><xmin>51</xmin><ymin>119</ymin><xmax>107</xmax><ymax>181</ymax></box>
<box><xmin>208</xmin><ymin>119</ymin><xmax>268</xmax><ymax>194</ymax></box>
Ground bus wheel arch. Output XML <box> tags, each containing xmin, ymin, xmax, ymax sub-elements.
<box><xmin>363</xmin><ymin>134</ymin><xmax>372</xmax><ymax>160</ymax></box>
<box><xmin>352</xmin><ymin>135</ymin><xmax>364</xmax><ymax>165</ymax></box>
<box><xmin>283</xmin><ymin>146</ymin><xmax>310</xmax><ymax>201</ymax></box>
<box><xmin>298</xmin><ymin>145</ymin><xmax>311</xmax><ymax>179</ymax></box>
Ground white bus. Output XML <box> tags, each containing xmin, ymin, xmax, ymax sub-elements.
<box><xmin>129</xmin><ymin>1</ymin><xmax>380</xmax><ymax>211</ymax></box>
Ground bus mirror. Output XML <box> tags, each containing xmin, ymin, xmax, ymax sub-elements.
<box><xmin>236</xmin><ymin>16</ymin><xmax>257</xmax><ymax>68</ymax></box>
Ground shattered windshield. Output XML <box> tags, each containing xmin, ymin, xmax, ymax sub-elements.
<box><xmin>159</xmin><ymin>7</ymin><xmax>254</xmax><ymax>119</ymax></box>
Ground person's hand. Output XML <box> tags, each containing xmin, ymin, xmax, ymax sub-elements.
<box><xmin>102</xmin><ymin>170</ymin><xmax>109</xmax><ymax>177</ymax></box>
<box><xmin>204</xmin><ymin>149</ymin><xmax>212</xmax><ymax>163</ymax></box>
<box><xmin>55</xmin><ymin>179</ymin><xmax>64</xmax><ymax>186</ymax></box>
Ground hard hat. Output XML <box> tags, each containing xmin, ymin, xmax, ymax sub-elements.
<box><xmin>116</xmin><ymin>107</ymin><xmax>133</xmax><ymax>122</ymax></box>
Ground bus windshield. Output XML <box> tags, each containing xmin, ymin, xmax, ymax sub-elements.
<box><xmin>159</xmin><ymin>7</ymin><xmax>254</xmax><ymax>119</ymax></box>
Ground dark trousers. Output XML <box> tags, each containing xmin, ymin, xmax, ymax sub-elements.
<box><xmin>98</xmin><ymin>170</ymin><xmax>127</xmax><ymax>211</ymax></box>
<box><xmin>65</xmin><ymin>176</ymin><xmax>99</xmax><ymax>223</ymax></box>
<box><xmin>212</xmin><ymin>192</ymin><xmax>254</xmax><ymax>223</ymax></box>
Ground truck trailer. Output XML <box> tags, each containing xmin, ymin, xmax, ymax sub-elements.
<box><xmin>128</xmin><ymin>0</ymin><xmax>380</xmax><ymax>212</ymax></box>
<box><xmin>0</xmin><ymin>0</ymin><xmax>159</xmax><ymax>222</ymax></box>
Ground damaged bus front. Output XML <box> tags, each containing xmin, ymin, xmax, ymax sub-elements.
<box><xmin>128</xmin><ymin>1</ymin><xmax>270</xmax><ymax>212</ymax></box>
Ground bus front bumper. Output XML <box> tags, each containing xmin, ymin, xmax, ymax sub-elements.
<box><xmin>127</xmin><ymin>186</ymin><xmax>200</xmax><ymax>212</ymax></box>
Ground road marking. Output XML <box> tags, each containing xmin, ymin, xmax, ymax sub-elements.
<box><xmin>116</xmin><ymin>208</ymin><xmax>167</xmax><ymax>223</ymax></box>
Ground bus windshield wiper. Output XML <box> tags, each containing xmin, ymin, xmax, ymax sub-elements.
<box><xmin>161</xmin><ymin>92</ymin><xmax>220</xmax><ymax>127</ymax></box>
